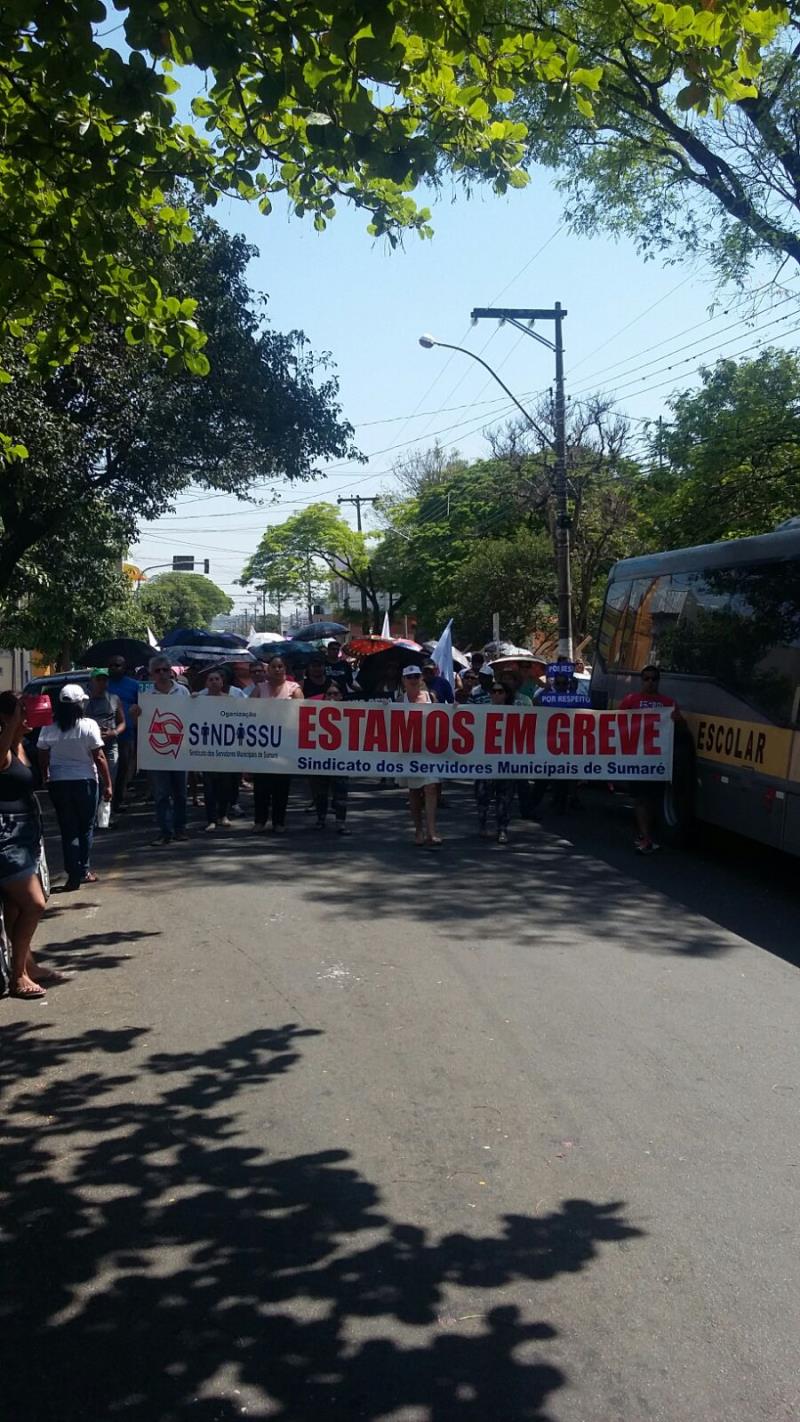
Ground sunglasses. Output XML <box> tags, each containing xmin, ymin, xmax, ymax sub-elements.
<box><xmin>404</xmin><ymin>672</ymin><xmax>422</xmax><ymax>679</ymax></box>
<box><xmin>491</xmin><ymin>685</ymin><xmax>505</xmax><ymax>693</ymax></box>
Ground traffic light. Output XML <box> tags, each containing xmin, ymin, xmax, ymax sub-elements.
<box><xmin>203</xmin><ymin>559</ymin><xmax>210</xmax><ymax>574</ymax></box>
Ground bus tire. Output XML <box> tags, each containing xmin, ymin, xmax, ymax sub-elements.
<box><xmin>659</xmin><ymin>725</ymin><xmax>696</xmax><ymax>847</ymax></box>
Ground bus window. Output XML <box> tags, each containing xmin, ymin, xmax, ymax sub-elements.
<box><xmin>597</xmin><ymin>578</ymin><xmax>631</xmax><ymax>670</ymax></box>
<box><xmin>725</xmin><ymin>561</ymin><xmax>800</xmax><ymax>723</ymax></box>
<box><xmin>657</xmin><ymin>560</ymin><xmax>800</xmax><ymax>724</ymax></box>
<box><xmin>617</xmin><ymin>575</ymin><xmax>668</xmax><ymax>670</ymax></box>
<box><xmin>655</xmin><ymin>570</ymin><xmax>730</xmax><ymax>677</ymax></box>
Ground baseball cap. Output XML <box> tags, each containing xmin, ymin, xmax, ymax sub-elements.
<box><xmin>60</xmin><ymin>683</ymin><xmax>87</xmax><ymax>703</ymax></box>
<box><xmin>478</xmin><ymin>664</ymin><xmax>495</xmax><ymax>679</ymax></box>
<box><xmin>402</xmin><ymin>665</ymin><xmax>423</xmax><ymax>676</ymax></box>
<box><xmin>91</xmin><ymin>667</ymin><xmax>109</xmax><ymax>678</ymax></box>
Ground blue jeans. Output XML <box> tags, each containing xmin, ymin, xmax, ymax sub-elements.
<box><xmin>149</xmin><ymin>771</ymin><xmax>187</xmax><ymax>837</ymax></box>
<box><xmin>49</xmin><ymin>779</ymin><xmax>98</xmax><ymax>883</ymax></box>
<box><xmin>104</xmin><ymin>740</ymin><xmax>119</xmax><ymax>789</ymax></box>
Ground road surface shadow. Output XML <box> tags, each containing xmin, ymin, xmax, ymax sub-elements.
<box><xmin>79</xmin><ymin>781</ymin><xmax>786</xmax><ymax>964</ymax></box>
<box><xmin>2</xmin><ymin>1019</ymin><xmax>643</xmax><ymax>1421</ymax></box>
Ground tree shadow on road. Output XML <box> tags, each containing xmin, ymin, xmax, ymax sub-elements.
<box><xmin>99</xmin><ymin>783</ymin><xmax>743</xmax><ymax>962</ymax></box>
<box><xmin>2</xmin><ymin>1020</ymin><xmax>643</xmax><ymax>1421</ymax></box>
<box><xmin>34</xmin><ymin>928</ymin><xmax>161</xmax><ymax>977</ymax></box>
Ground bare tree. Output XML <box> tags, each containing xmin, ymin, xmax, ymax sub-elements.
<box><xmin>488</xmin><ymin>395</ymin><xmax>645</xmax><ymax>638</ymax></box>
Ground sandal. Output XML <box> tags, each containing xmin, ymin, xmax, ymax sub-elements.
<box><xmin>83</xmin><ymin>872</ymin><xmax>99</xmax><ymax>883</ymax></box>
<box><xmin>31</xmin><ymin>968</ymin><xmax>73</xmax><ymax>985</ymax></box>
<box><xmin>11</xmin><ymin>983</ymin><xmax>47</xmax><ymax>1000</ymax></box>
<box><xmin>425</xmin><ymin>836</ymin><xmax>443</xmax><ymax>848</ymax></box>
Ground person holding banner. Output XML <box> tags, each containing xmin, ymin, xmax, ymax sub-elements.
<box><xmin>397</xmin><ymin>666</ymin><xmax>442</xmax><ymax>848</ymax></box>
<box><xmin>311</xmin><ymin>684</ymin><xmax>350</xmax><ymax>833</ymax></box>
<box><xmin>531</xmin><ymin>663</ymin><xmax>590</xmax><ymax>815</ymax></box>
<box><xmin>474</xmin><ymin>680</ymin><xmax>519</xmax><ymax>844</ymax></box>
<box><xmin>133</xmin><ymin>655</ymin><xmax>191</xmax><ymax>846</ymax></box>
<box><xmin>251</xmin><ymin>655</ymin><xmax>303</xmax><ymax>834</ymax></box>
<box><xmin>194</xmin><ymin>669</ymin><xmax>244</xmax><ymax>831</ymax></box>
<box><xmin>620</xmin><ymin>665</ymin><xmax>681</xmax><ymax>855</ymax></box>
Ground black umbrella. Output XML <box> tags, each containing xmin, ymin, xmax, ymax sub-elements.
<box><xmin>161</xmin><ymin>627</ymin><xmax>248</xmax><ymax>649</ymax></box>
<box><xmin>161</xmin><ymin>645</ymin><xmax>258</xmax><ymax>665</ymax></box>
<box><xmin>291</xmin><ymin>620</ymin><xmax>348</xmax><ymax>641</ymax></box>
<box><xmin>78</xmin><ymin>637</ymin><xmax>155</xmax><ymax>668</ymax></box>
<box><xmin>354</xmin><ymin>644</ymin><xmax>426</xmax><ymax>693</ymax></box>
<box><xmin>249</xmin><ymin>639</ymin><xmax>319</xmax><ymax>665</ymax></box>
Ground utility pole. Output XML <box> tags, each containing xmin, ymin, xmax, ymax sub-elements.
<box><xmin>470</xmin><ymin>303</ymin><xmax>573</xmax><ymax>659</ymax></box>
<box><xmin>338</xmin><ymin>494</ymin><xmax>379</xmax><ymax>632</ymax></box>
<box><xmin>304</xmin><ymin>553</ymin><xmax>313</xmax><ymax>621</ymax></box>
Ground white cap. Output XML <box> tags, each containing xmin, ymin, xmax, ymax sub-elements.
<box><xmin>402</xmin><ymin>665</ymin><xmax>423</xmax><ymax>677</ymax></box>
<box><xmin>59</xmin><ymin>683</ymin><xmax>87</xmax><ymax>703</ymax></box>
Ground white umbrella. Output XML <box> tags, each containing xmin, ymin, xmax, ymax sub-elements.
<box><xmin>247</xmin><ymin>630</ymin><xmax>283</xmax><ymax>647</ymax></box>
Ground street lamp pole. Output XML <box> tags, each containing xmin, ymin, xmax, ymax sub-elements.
<box><xmin>419</xmin><ymin>325</ymin><xmax>573</xmax><ymax>658</ymax></box>
<box><xmin>468</xmin><ymin>304</ymin><xmax>572</xmax><ymax>659</ymax></box>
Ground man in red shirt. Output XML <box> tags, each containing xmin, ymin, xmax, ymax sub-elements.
<box><xmin>619</xmin><ymin>665</ymin><xmax>681</xmax><ymax>855</ymax></box>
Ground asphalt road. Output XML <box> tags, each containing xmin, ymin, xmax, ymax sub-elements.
<box><xmin>2</xmin><ymin>782</ymin><xmax>799</xmax><ymax>1422</ymax></box>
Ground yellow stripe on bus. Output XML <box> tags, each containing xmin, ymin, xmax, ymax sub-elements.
<box><xmin>683</xmin><ymin>712</ymin><xmax>793</xmax><ymax>779</ymax></box>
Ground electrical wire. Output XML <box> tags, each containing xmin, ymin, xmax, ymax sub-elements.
<box><xmin>568</xmin><ymin>278</ymin><xmax>800</xmax><ymax>392</ymax></box>
<box><xmin>567</xmin><ymin>271</ymin><xmax>697</xmax><ymax>376</ymax></box>
<box><xmin>569</xmin><ymin>302</ymin><xmax>800</xmax><ymax>403</ymax></box>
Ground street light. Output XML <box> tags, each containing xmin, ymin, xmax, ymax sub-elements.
<box><xmin>418</xmin><ymin>332</ymin><xmax>572</xmax><ymax>657</ymax></box>
<box><xmin>418</xmin><ymin>335</ymin><xmax>553</xmax><ymax>449</ymax></box>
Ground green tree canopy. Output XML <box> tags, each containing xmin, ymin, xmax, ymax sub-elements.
<box><xmin>0</xmin><ymin>509</ymin><xmax>144</xmax><ymax>669</ymax></box>
<box><xmin>647</xmin><ymin>347</ymin><xmax>800</xmax><ymax>546</ymax></box>
<box><xmin>375</xmin><ymin>400</ymin><xmax>645</xmax><ymax>640</ymax></box>
<box><xmin>0</xmin><ymin>1</ymin><xmax>783</xmax><ymax>366</ymax></box>
<box><xmin>137</xmin><ymin>572</ymin><xmax>232</xmax><ymax>637</ymax></box>
<box><xmin>0</xmin><ymin>209</ymin><xmax>357</xmax><ymax>593</ymax></box>
<box><xmin>448</xmin><ymin>529</ymin><xmax>557</xmax><ymax>646</ymax></box>
<box><xmin>511</xmin><ymin>0</ymin><xmax>798</xmax><ymax>279</ymax></box>
<box><xmin>242</xmin><ymin>502</ymin><xmax>386</xmax><ymax>628</ymax></box>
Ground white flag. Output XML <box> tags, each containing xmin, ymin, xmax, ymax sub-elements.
<box><xmin>146</xmin><ymin>626</ymin><xmax>159</xmax><ymax>648</ymax></box>
<box><xmin>431</xmin><ymin>618</ymin><xmax>454</xmax><ymax>690</ymax></box>
<box><xmin>248</xmin><ymin>624</ymin><xmax>257</xmax><ymax>639</ymax></box>
<box><xmin>381</xmin><ymin>611</ymin><xmax>391</xmax><ymax>639</ymax></box>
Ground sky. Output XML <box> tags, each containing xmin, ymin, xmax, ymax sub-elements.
<box><xmin>131</xmin><ymin>169</ymin><xmax>800</xmax><ymax>621</ymax></box>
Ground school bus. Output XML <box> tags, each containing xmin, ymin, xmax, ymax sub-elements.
<box><xmin>590</xmin><ymin>524</ymin><xmax>800</xmax><ymax>851</ymax></box>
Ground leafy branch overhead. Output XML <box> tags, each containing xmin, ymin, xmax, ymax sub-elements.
<box><xmin>0</xmin><ymin>210</ymin><xmax>357</xmax><ymax>596</ymax></box>
<box><xmin>0</xmin><ymin>1</ymin><xmax>785</xmax><ymax>365</ymax></box>
<box><xmin>509</xmin><ymin>0</ymin><xmax>800</xmax><ymax>278</ymax></box>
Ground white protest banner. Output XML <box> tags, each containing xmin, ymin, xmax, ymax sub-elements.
<box><xmin>138</xmin><ymin>695</ymin><xmax>674</xmax><ymax>782</ymax></box>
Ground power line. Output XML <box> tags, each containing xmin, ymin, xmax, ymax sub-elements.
<box><xmin>567</xmin><ymin>272</ymin><xmax>696</xmax><ymax>376</ymax></box>
<box><xmin>570</xmin><ymin>278</ymin><xmax>800</xmax><ymax>391</ymax></box>
<box><xmin>570</xmin><ymin>302</ymin><xmax>800</xmax><ymax>402</ymax></box>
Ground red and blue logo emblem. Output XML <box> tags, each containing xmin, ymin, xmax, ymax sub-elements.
<box><xmin>148</xmin><ymin>708</ymin><xmax>185</xmax><ymax>758</ymax></box>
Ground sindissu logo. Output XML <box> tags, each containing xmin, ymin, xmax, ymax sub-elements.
<box><xmin>148</xmin><ymin>708</ymin><xmax>185</xmax><ymax>758</ymax></box>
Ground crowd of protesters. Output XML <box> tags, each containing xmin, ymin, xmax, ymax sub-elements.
<box><xmin>0</xmin><ymin>633</ymin><xmax>677</xmax><ymax>999</ymax></box>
